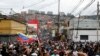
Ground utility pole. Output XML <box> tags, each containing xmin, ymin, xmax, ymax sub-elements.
<box><xmin>76</xmin><ymin>16</ymin><xmax>79</xmax><ymax>38</ymax></box>
<box><xmin>97</xmin><ymin>1</ymin><xmax>99</xmax><ymax>42</ymax></box>
<box><xmin>75</xmin><ymin>13</ymin><xmax>81</xmax><ymax>39</ymax></box>
<box><xmin>58</xmin><ymin>0</ymin><xmax>60</xmax><ymax>33</ymax></box>
<box><xmin>55</xmin><ymin>0</ymin><xmax>60</xmax><ymax>40</ymax></box>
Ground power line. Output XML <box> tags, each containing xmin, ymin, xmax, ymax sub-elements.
<box><xmin>74</xmin><ymin>0</ymin><xmax>95</xmax><ymax>39</ymax></box>
<box><xmin>1</xmin><ymin>0</ymin><xmax>57</xmax><ymax>15</ymax></box>
<box><xmin>1</xmin><ymin>0</ymin><xmax>45</xmax><ymax>14</ymax></box>
<box><xmin>0</xmin><ymin>8</ymin><xmax>11</xmax><ymax>15</ymax></box>
<box><xmin>75</xmin><ymin>0</ymin><xmax>95</xmax><ymax>16</ymax></box>
<box><xmin>38</xmin><ymin>1</ymin><xmax>57</xmax><ymax>10</ymax></box>
<box><xmin>9</xmin><ymin>8</ymin><xmax>17</xmax><ymax>15</ymax></box>
<box><xmin>4</xmin><ymin>0</ymin><xmax>45</xmax><ymax>15</ymax></box>
<box><xmin>71</xmin><ymin>0</ymin><xmax>84</xmax><ymax>14</ymax></box>
<box><xmin>75</xmin><ymin>0</ymin><xmax>95</xmax><ymax>30</ymax></box>
<box><xmin>20</xmin><ymin>0</ymin><xmax>57</xmax><ymax>12</ymax></box>
<box><xmin>81</xmin><ymin>0</ymin><xmax>95</xmax><ymax>12</ymax></box>
<box><xmin>22</xmin><ymin>0</ymin><xmax>45</xmax><ymax>9</ymax></box>
<box><xmin>78</xmin><ymin>0</ymin><xmax>95</xmax><ymax>22</ymax></box>
<box><xmin>0</xmin><ymin>11</ymin><xmax>8</xmax><ymax>15</ymax></box>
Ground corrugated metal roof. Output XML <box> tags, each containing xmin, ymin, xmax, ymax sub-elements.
<box><xmin>70</xmin><ymin>18</ymin><xmax>100</xmax><ymax>29</ymax></box>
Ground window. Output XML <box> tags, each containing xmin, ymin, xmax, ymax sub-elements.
<box><xmin>80</xmin><ymin>35</ymin><xmax>88</xmax><ymax>40</ymax></box>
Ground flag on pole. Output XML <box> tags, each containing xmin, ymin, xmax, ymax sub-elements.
<box><xmin>27</xmin><ymin>19</ymin><xmax>40</xmax><ymax>44</ymax></box>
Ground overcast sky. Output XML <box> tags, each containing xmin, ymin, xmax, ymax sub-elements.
<box><xmin>0</xmin><ymin>0</ymin><xmax>100</xmax><ymax>15</ymax></box>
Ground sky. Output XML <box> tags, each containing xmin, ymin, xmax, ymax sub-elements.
<box><xmin>0</xmin><ymin>0</ymin><xmax>100</xmax><ymax>16</ymax></box>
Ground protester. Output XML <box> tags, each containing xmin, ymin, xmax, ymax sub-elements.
<box><xmin>0</xmin><ymin>39</ymin><xmax>100</xmax><ymax>56</ymax></box>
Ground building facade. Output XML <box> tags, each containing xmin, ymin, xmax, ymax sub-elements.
<box><xmin>69</xmin><ymin>18</ymin><xmax>100</xmax><ymax>42</ymax></box>
<box><xmin>0</xmin><ymin>18</ymin><xmax>26</xmax><ymax>42</ymax></box>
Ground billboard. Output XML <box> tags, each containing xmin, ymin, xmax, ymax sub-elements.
<box><xmin>27</xmin><ymin>19</ymin><xmax>39</xmax><ymax>35</ymax></box>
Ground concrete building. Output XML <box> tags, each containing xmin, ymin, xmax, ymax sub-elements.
<box><xmin>28</xmin><ymin>10</ymin><xmax>36</xmax><ymax>14</ymax></box>
<box><xmin>0</xmin><ymin>18</ymin><xmax>26</xmax><ymax>42</ymax></box>
<box><xmin>21</xmin><ymin>11</ymin><xmax>27</xmax><ymax>15</ymax></box>
<box><xmin>69</xmin><ymin>18</ymin><xmax>100</xmax><ymax>42</ymax></box>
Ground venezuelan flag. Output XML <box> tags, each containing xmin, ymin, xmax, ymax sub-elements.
<box><xmin>18</xmin><ymin>33</ymin><xmax>28</xmax><ymax>40</ymax></box>
<box><xmin>17</xmin><ymin>33</ymin><xmax>29</xmax><ymax>43</ymax></box>
<box><xmin>17</xmin><ymin>33</ymin><xmax>38</xmax><ymax>43</ymax></box>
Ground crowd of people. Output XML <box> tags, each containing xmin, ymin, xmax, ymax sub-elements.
<box><xmin>0</xmin><ymin>39</ymin><xmax>100</xmax><ymax>56</ymax></box>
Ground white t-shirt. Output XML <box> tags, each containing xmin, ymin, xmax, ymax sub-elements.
<box><xmin>31</xmin><ymin>53</ymin><xmax>37</xmax><ymax>56</ymax></box>
<box><xmin>73</xmin><ymin>51</ymin><xmax>78</xmax><ymax>56</ymax></box>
